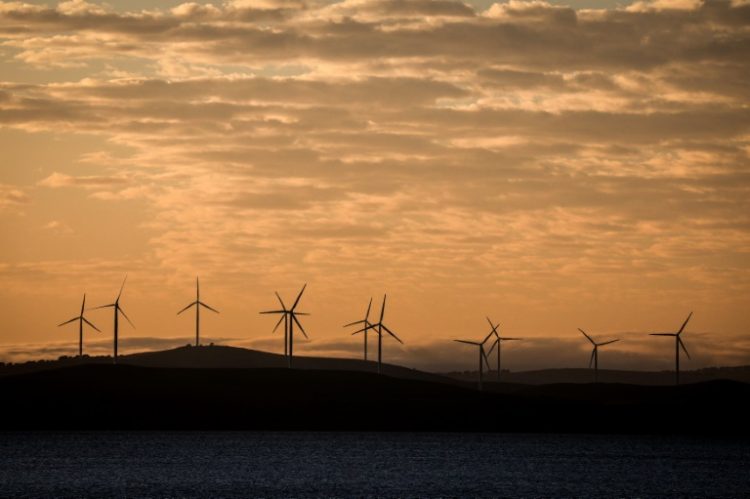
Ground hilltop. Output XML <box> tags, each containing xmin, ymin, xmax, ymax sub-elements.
<box><xmin>444</xmin><ymin>365</ymin><xmax>750</xmax><ymax>386</ymax></box>
<box><xmin>2</xmin><ymin>344</ymin><xmax>749</xmax><ymax>387</ymax></box>
<box><xmin>0</xmin><ymin>344</ymin><xmax>461</xmax><ymax>386</ymax></box>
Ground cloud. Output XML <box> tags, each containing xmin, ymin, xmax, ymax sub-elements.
<box><xmin>42</xmin><ymin>220</ymin><xmax>74</xmax><ymax>234</ymax></box>
<box><xmin>0</xmin><ymin>183</ymin><xmax>30</xmax><ymax>211</ymax></box>
<box><xmin>38</xmin><ymin>171</ymin><xmax>129</xmax><ymax>188</ymax></box>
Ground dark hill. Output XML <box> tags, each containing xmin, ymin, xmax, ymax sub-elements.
<box><xmin>1</xmin><ymin>364</ymin><xmax>748</xmax><ymax>434</ymax></box>
<box><xmin>445</xmin><ymin>366</ymin><xmax>750</xmax><ymax>385</ymax></box>
<box><xmin>0</xmin><ymin>344</ymin><xmax>464</xmax><ymax>386</ymax></box>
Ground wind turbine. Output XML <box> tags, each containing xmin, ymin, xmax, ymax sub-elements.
<box><xmin>351</xmin><ymin>295</ymin><xmax>403</xmax><ymax>374</ymax></box>
<box><xmin>57</xmin><ymin>293</ymin><xmax>100</xmax><ymax>357</ymax></box>
<box><xmin>650</xmin><ymin>312</ymin><xmax>692</xmax><ymax>385</ymax></box>
<box><xmin>260</xmin><ymin>284</ymin><xmax>309</xmax><ymax>368</ymax></box>
<box><xmin>485</xmin><ymin>317</ymin><xmax>521</xmax><ymax>381</ymax></box>
<box><xmin>177</xmin><ymin>276</ymin><xmax>219</xmax><ymax>347</ymax></box>
<box><xmin>578</xmin><ymin>328</ymin><xmax>619</xmax><ymax>383</ymax></box>
<box><xmin>454</xmin><ymin>337</ymin><xmax>496</xmax><ymax>391</ymax></box>
<box><xmin>93</xmin><ymin>275</ymin><xmax>134</xmax><ymax>364</ymax></box>
<box><xmin>344</xmin><ymin>297</ymin><xmax>373</xmax><ymax>361</ymax></box>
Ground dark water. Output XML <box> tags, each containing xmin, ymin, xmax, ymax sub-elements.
<box><xmin>0</xmin><ymin>432</ymin><xmax>748</xmax><ymax>498</ymax></box>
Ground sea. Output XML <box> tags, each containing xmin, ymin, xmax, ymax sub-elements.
<box><xmin>0</xmin><ymin>432</ymin><xmax>748</xmax><ymax>498</ymax></box>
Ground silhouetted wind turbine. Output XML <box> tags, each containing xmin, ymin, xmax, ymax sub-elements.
<box><xmin>650</xmin><ymin>312</ymin><xmax>692</xmax><ymax>385</ymax></box>
<box><xmin>486</xmin><ymin>317</ymin><xmax>521</xmax><ymax>381</ymax></box>
<box><xmin>352</xmin><ymin>295</ymin><xmax>403</xmax><ymax>374</ymax></box>
<box><xmin>93</xmin><ymin>276</ymin><xmax>134</xmax><ymax>364</ymax></box>
<box><xmin>454</xmin><ymin>337</ymin><xmax>496</xmax><ymax>391</ymax></box>
<box><xmin>177</xmin><ymin>277</ymin><xmax>219</xmax><ymax>347</ymax></box>
<box><xmin>344</xmin><ymin>297</ymin><xmax>374</xmax><ymax>361</ymax></box>
<box><xmin>57</xmin><ymin>293</ymin><xmax>100</xmax><ymax>357</ymax></box>
<box><xmin>579</xmin><ymin>328</ymin><xmax>619</xmax><ymax>383</ymax></box>
<box><xmin>260</xmin><ymin>284</ymin><xmax>309</xmax><ymax>368</ymax></box>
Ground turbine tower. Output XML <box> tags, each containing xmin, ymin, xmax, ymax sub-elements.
<box><xmin>650</xmin><ymin>312</ymin><xmax>692</xmax><ymax>385</ymax></box>
<box><xmin>485</xmin><ymin>317</ymin><xmax>521</xmax><ymax>381</ymax></box>
<box><xmin>352</xmin><ymin>295</ymin><xmax>403</xmax><ymax>374</ymax></box>
<box><xmin>454</xmin><ymin>337</ymin><xmax>495</xmax><ymax>391</ymax></box>
<box><xmin>344</xmin><ymin>297</ymin><xmax>373</xmax><ymax>361</ymax></box>
<box><xmin>177</xmin><ymin>276</ymin><xmax>219</xmax><ymax>347</ymax></box>
<box><xmin>93</xmin><ymin>275</ymin><xmax>134</xmax><ymax>364</ymax></box>
<box><xmin>260</xmin><ymin>284</ymin><xmax>309</xmax><ymax>368</ymax></box>
<box><xmin>578</xmin><ymin>328</ymin><xmax>619</xmax><ymax>383</ymax></box>
<box><xmin>57</xmin><ymin>293</ymin><xmax>100</xmax><ymax>357</ymax></box>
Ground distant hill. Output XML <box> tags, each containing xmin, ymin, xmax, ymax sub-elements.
<box><xmin>444</xmin><ymin>365</ymin><xmax>750</xmax><ymax>386</ymax></box>
<box><xmin>1</xmin><ymin>363</ymin><xmax>748</xmax><ymax>434</ymax></box>
<box><xmin>0</xmin><ymin>344</ymin><xmax>464</xmax><ymax>386</ymax></box>
<box><xmin>3</xmin><ymin>344</ymin><xmax>749</xmax><ymax>387</ymax></box>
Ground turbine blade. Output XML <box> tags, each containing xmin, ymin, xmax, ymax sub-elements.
<box><xmin>482</xmin><ymin>349</ymin><xmax>492</xmax><ymax>370</ymax></box>
<box><xmin>343</xmin><ymin>319</ymin><xmax>366</xmax><ymax>327</ymax></box>
<box><xmin>292</xmin><ymin>313</ymin><xmax>307</xmax><ymax>339</ymax></box>
<box><xmin>274</xmin><ymin>291</ymin><xmax>287</xmax><ymax>310</ymax></box>
<box><xmin>381</xmin><ymin>324</ymin><xmax>403</xmax><ymax>344</ymax></box>
<box><xmin>500</xmin><ymin>337</ymin><xmax>522</xmax><ymax>341</ymax></box>
<box><xmin>455</xmin><ymin>339</ymin><xmax>480</xmax><ymax>346</ymax></box>
<box><xmin>650</xmin><ymin>333</ymin><xmax>676</xmax><ymax>336</ymax></box>
<box><xmin>291</xmin><ymin>283</ymin><xmax>307</xmax><ymax>311</ymax></box>
<box><xmin>82</xmin><ymin>317</ymin><xmax>101</xmax><ymax>332</ymax></box>
<box><xmin>92</xmin><ymin>303</ymin><xmax>115</xmax><ymax>310</ymax></box>
<box><xmin>589</xmin><ymin>349</ymin><xmax>595</xmax><ymax>368</ymax></box>
<box><xmin>177</xmin><ymin>301</ymin><xmax>197</xmax><ymax>315</ymax></box>
<box><xmin>598</xmin><ymin>339</ymin><xmax>620</xmax><ymax>346</ymax></box>
<box><xmin>486</xmin><ymin>339</ymin><xmax>498</xmax><ymax>357</ymax></box>
<box><xmin>365</xmin><ymin>297</ymin><xmax>372</xmax><ymax>321</ymax></box>
<box><xmin>482</xmin><ymin>329</ymin><xmax>495</xmax><ymax>344</ymax></box>
<box><xmin>57</xmin><ymin>317</ymin><xmax>79</xmax><ymax>327</ymax></box>
<box><xmin>272</xmin><ymin>313</ymin><xmax>286</xmax><ymax>333</ymax></box>
<box><xmin>118</xmin><ymin>306</ymin><xmax>135</xmax><ymax>328</ymax></box>
<box><xmin>199</xmin><ymin>301</ymin><xmax>219</xmax><ymax>314</ymax></box>
<box><xmin>352</xmin><ymin>323</ymin><xmax>377</xmax><ymax>335</ymax></box>
<box><xmin>260</xmin><ymin>309</ymin><xmax>286</xmax><ymax>314</ymax></box>
<box><xmin>379</xmin><ymin>294</ymin><xmax>386</xmax><ymax>323</ymax></box>
<box><xmin>579</xmin><ymin>328</ymin><xmax>595</xmax><ymax>345</ymax></box>
<box><xmin>116</xmin><ymin>274</ymin><xmax>128</xmax><ymax>301</ymax></box>
<box><xmin>80</xmin><ymin>293</ymin><xmax>86</xmax><ymax>315</ymax></box>
<box><xmin>677</xmin><ymin>311</ymin><xmax>693</xmax><ymax>335</ymax></box>
<box><xmin>679</xmin><ymin>338</ymin><xmax>691</xmax><ymax>360</ymax></box>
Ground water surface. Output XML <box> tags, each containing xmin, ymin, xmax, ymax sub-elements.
<box><xmin>0</xmin><ymin>432</ymin><xmax>747</xmax><ymax>497</ymax></box>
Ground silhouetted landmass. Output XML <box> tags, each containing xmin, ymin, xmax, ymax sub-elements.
<box><xmin>444</xmin><ymin>365</ymin><xmax>750</xmax><ymax>386</ymax></box>
<box><xmin>2</xmin><ymin>344</ymin><xmax>749</xmax><ymax>386</ymax></box>
<box><xmin>0</xmin><ymin>360</ymin><xmax>748</xmax><ymax>434</ymax></box>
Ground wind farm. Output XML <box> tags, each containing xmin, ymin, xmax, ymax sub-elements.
<box><xmin>2</xmin><ymin>0</ymin><xmax>749</xmax><ymax>495</ymax></box>
<box><xmin>0</xmin><ymin>283</ymin><xmax>748</xmax><ymax>437</ymax></box>
<box><xmin>7</xmin><ymin>273</ymin><xmax>729</xmax><ymax>392</ymax></box>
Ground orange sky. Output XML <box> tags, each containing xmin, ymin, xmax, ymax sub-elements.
<box><xmin>1</xmin><ymin>0</ymin><xmax>749</xmax><ymax>371</ymax></box>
